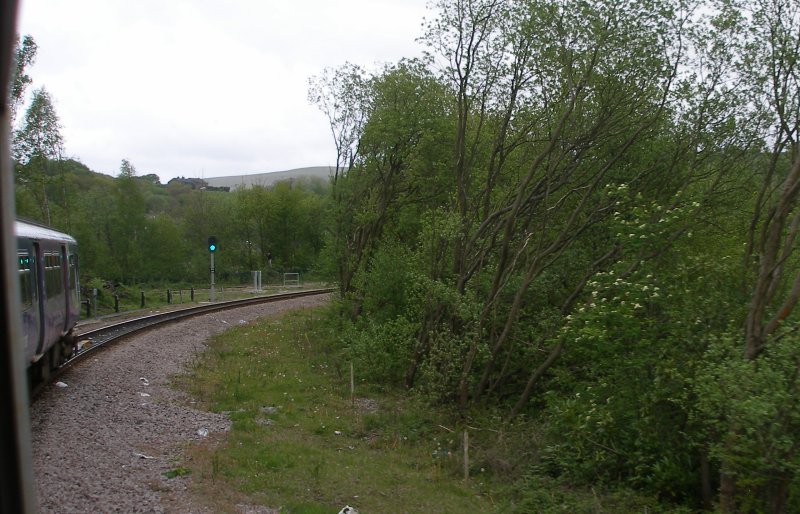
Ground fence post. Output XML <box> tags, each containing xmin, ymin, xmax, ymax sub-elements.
<box><xmin>140</xmin><ymin>291</ymin><xmax>145</xmax><ymax>308</ymax></box>
<box><xmin>114</xmin><ymin>294</ymin><xmax>119</xmax><ymax>313</ymax></box>
<box><xmin>190</xmin><ymin>287</ymin><xmax>194</xmax><ymax>302</ymax></box>
<box><xmin>167</xmin><ymin>289</ymin><xmax>171</xmax><ymax>304</ymax></box>
<box><xmin>463</xmin><ymin>429</ymin><xmax>469</xmax><ymax>481</ymax></box>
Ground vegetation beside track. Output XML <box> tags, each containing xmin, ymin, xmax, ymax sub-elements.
<box><xmin>173</xmin><ymin>306</ymin><xmax>685</xmax><ymax>514</ymax></box>
<box><xmin>173</xmin><ymin>306</ymin><xmax>494</xmax><ymax>513</ymax></box>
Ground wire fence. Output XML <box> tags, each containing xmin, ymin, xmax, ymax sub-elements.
<box><xmin>79</xmin><ymin>273</ymin><xmax>329</xmax><ymax>320</ymax></box>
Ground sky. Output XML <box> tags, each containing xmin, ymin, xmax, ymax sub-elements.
<box><xmin>15</xmin><ymin>0</ymin><xmax>432</xmax><ymax>183</ymax></box>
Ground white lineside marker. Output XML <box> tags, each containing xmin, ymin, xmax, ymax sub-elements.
<box><xmin>463</xmin><ymin>428</ymin><xmax>469</xmax><ymax>481</ymax></box>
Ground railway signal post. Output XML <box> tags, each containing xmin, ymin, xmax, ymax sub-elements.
<box><xmin>208</xmin><ymin>236</ymin><xmax>217</xmax><ymax>301</ymax></box>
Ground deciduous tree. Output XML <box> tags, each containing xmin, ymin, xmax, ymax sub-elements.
<box><xmin>13</xmin><ymin>87</ymin><xmax>63</xmax><ymax>224</ymax></box>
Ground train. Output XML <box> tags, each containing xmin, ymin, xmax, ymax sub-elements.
<box><xmin>15</xmin><ymin>218</ymin><xmax>80</xmax><ymax>381</ymax></box>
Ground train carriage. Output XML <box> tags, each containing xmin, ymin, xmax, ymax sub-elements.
<box><xmin>15</xmin><ymin>219</ymin><xmax>80</xmax><ymax>376</ymax></box>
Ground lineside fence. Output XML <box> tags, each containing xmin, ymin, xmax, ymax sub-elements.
<box><xmin>79</xmin><ymin>270</ymin><xmax>323</xmax><ymax>320</ymax></box>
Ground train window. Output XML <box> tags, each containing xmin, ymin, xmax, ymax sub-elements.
<box><xmin>44</xmin><ymin>252</ymin><xmax>62</xmax><ymax>296</ymax></box>
<box><xmin>18</xmin><ymin>252</ymin><xmax>33</xmax><ymax>307</ymax></box>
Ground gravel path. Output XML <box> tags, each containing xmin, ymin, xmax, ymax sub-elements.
<box><xmin>30</xmin><ymin>294</ymin><xmax>330</xmax><ymax>513</ymax></box>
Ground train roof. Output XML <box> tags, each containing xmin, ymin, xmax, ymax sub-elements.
<box><xmin>15</xmin><ymin>219</ymin><xmax>77</xmax><ymax>245</ymax></box>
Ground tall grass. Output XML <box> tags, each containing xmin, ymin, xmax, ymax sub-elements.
<box><xmin>175</xmin><ymin>307</ymin><xmax>497</xmax><ymax>513</ymax></box>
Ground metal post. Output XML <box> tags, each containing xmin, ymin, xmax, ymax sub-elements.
<box><xmin>253</xmin><ymin>271</ymin><xmax>257</xmax><ymax>293</ymax></box>
<box><xmin>141</xmin><ymin>291</ymin><xmax>145</xmax><ymax>308</ymax></box>
<box><xmin>92</xmin><ymin>288</ymin><xmax>98</xmax><ymax>318</ymax></box>
<box><xmin>210</xmin><ymin>252</ymin><xmax>215</xmax><ymax>302</ymax></box>
<box><xmin>114</xmin><ymin>294</ymin><xmax>119</xmax><ymax>313</ymax></box>
<box><xmin>190</xmin><ymin>287</ymin><xmax>194</xmax><ymax>302</ymax></box>
<box><xmin>167</xmin><ymin>289</ymin><xmax>171</xmax><ymax>304</ymax></box>
<box><xmin>258</xmin><ymin>270</ymin><xmax>262</xmax><ymax>291</ymax></box>
<box><xmin>179</xmin><ymin>289</ymin><xmax>183</xmax><ymax>303</ymax></box>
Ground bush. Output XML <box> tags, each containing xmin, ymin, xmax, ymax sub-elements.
<box><xmin>341</xmin><ymin>316</ymin><xmax>417</xmax><ymax>386</ymax></box>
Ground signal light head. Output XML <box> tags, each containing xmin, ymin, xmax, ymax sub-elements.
<box><xmin>208</xmin><ymin>236</ymin><xmax>217</xmax><ymax>253</ymax></box>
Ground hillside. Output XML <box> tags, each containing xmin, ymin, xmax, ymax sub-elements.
<box><xmin>203</xmin><ymin>166</ymin><xmax>335</xmax><ymax>190</ymax></box>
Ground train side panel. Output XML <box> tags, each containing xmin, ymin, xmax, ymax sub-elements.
<box><xmin>15</xmin><ymin>220</ymin><xmax>79</xmax><ymax>365</ymax></box>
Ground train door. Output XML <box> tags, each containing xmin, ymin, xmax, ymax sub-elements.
<box><xmin>32</xmin><ymin>242</ymin><xmax>46</xmax><ymax>357</ymax></box>
<box><xmin>66</xmin><ymin>244</ymin><xmax>80</xmax><ymax>326</ymax></box>
<box><xmin>60</xmin><ymin>245</ymin><xmax>69</xmax><ymax>331</ymax></box>
<box><xmin>40</xmin><ymin>245</ymin><xmax>63</xmax><ymax>354</ymax></box>
<box><xmin>17</xmin><ymin>245</ymin><xmax>40</xmax><ymax>363</ymax></box>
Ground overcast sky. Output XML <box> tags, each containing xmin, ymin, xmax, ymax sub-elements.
<box><xmin>15</xmin><ymin>0</ymin><xmax>431</xmax><ymax>182</ymax></box>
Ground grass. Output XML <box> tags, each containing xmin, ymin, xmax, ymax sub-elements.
<box><xmin>163</xmin><ymin>467</ymin><xmax>192</xmax><ymax>479</ymax></box>
<box><xmin>174</xmin><ymin>307</ymin><xmax>498</xmax><ymax>513</ymax></box>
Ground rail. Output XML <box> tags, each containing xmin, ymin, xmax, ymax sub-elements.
<box><xmin>31</xmin><ymin>288</ymin><xmax>334</xmax><ymax>401</ymax></box>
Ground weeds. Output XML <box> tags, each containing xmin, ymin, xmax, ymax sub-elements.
<box><xmin>178</xmin><ymin>307</ymin><xmax>496</xmax><ymax>513</ymax></box>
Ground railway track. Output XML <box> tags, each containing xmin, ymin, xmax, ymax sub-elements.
<box><xmin>31</xmin><ymin>288</ymin><xmax>334</xmax><ymax>400</ymax></box>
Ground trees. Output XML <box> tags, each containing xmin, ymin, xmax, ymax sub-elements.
<box><xmin>311</xmin><ymin>59</ymin><xmax>452</xmax><ymax>300</ymax></box>
<box><xmin>9</xmin><ymin>34</ymin><xmax>37</xmax><ymax>124</ymax></box>
<box><xmin>13</xmin><ymin>87</ymin><xmax>63</xmax><ymax>225</ymax></box>
<box><xmin>314</xmin><ymin>0</ymin><xmax>800</xmax><ymax>508</ymax></box>
<box><xmin>689</xmin><ymin>0</ymin><xmax>800</xmax><ymax>510</ymax></box>
<box><xmin>308</xmin><ymin>63</ymin><xmax>370</xmax><ymax>178</ymax></box>
<box><xmin>119</xmin><ymin>158</ymin><xmax>136</xmax><ymax>178</ymax></box>
<box><xmin>104</xmin><ymin>159</ymin><xmax>147</xmax><ymax>282</ymax></box>
<box><xmin>233</xmin><ymin>179</ymin><xmax>329</xmax><ymax>275</ymax></box>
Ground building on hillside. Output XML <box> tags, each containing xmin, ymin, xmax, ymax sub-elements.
<box><xmin>203</xmin><ymin>166</ymin><xmax>337</xmax><ymax>190</ymax></box>
<box><xmin>167</xmin><ymin>177</ymin><xmax>229</xmax><ymax>192</ymax></box>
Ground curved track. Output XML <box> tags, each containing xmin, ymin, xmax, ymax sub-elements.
<box><xmin>31</xmin><ymin>288</ymin><xmax>334</xmax><ymax>400</ymax></box>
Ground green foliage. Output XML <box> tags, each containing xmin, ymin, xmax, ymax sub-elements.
<box><xmin>178</xmin><ymin>308</ymin><xmax>497</xmax><ymax>513</ymax></box>
<box><xmin>694</xmin><ymin>327</ymin><xmax>800</xmax><ymax>511</ymax></box>
<box><xmin>341</xmin><ymin>316</ymin><xmax>417</xmax><ymax>386</ymax></box>
<box><xmin>12</xmin><ymin>152</ymin><xmax>332</xmax><ymax>287</ymax></box>
<box><xmin>312</xmin><ymin>0</ymin><xmax>800</xmax><ymax>507</ymax></box>
<box><xmin>13</xmin><ymin>87</ymin><xmax>63</xmax><ymax>163</ymax></box>
<box><xmin>535</xmin><ymin>201</ymin><xmax>748</xmax><ymax>496</ymax></box>
<box><xmin>9</xmin><ymin>34</ymin><xmax>37</xmax><ymax>124</ymax></box>
<box><xmin>353</xmin><ymin>241</ymin><xmax>414</xmax><ymax>322</ymax></box>
<box><xmin>13</xmin><ymin>87</ymin><xmax>64</xmax><ymax>224</ymax></box>
<box><xmin>502</xmin><ymin>473</ymin><xmax>692</xmax><ymax>514</ymax></box>
<box><xmin>162</xmin><ymin>467</ymin><xmax>192</xmax><ymax>479</ymax></box>
<box><xmin>233</xmin><ymin>180</ymin><xmax>328</xmax><ymax>273</ymax></box>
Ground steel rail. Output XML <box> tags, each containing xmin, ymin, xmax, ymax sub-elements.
<box><xmin>31</xmin><ymin>288</ymin><xmax>334</xmax><ymax>401</ymax></box>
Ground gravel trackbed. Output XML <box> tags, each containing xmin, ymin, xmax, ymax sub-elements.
<box><xmin>30</xmin><ymin>294</ymin><xmax>330</xmax><ymax>513</ymax></box>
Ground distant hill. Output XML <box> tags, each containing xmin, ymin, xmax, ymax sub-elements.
<box><xmin>203</xmin><ymin>166</ymin><xmax>335</xmax><ymax>190</ymax></box>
